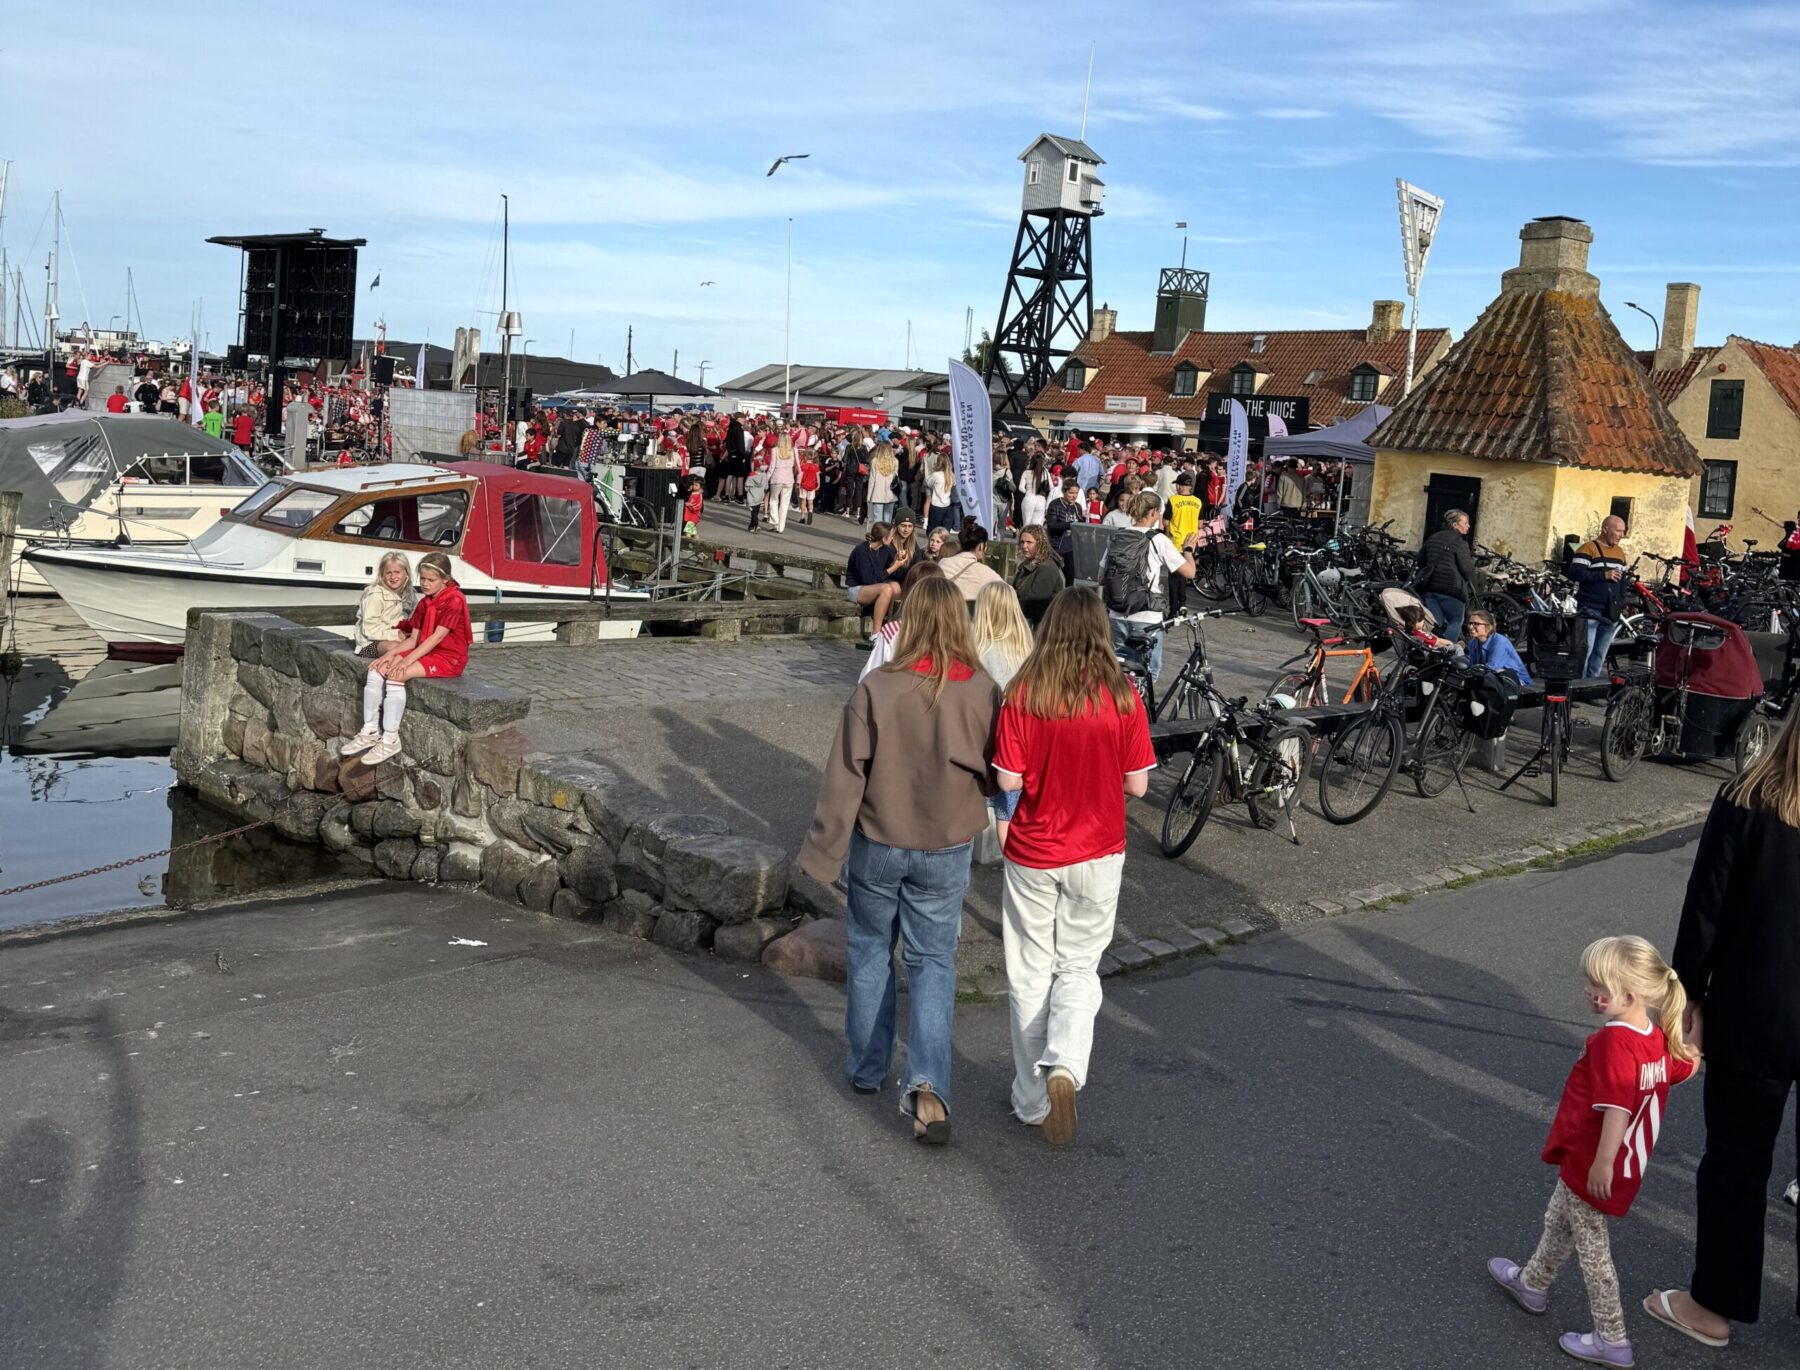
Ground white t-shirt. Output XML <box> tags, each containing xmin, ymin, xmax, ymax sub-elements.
<box><xmin>1112</xmin><ymin>529</ymin><xmax>1187</xmax><ymax>625</ymax></box>
<box><xmin>927</xmin><ymin>469</ymin><xmax>951</xmax><ymax>509</ymax></box>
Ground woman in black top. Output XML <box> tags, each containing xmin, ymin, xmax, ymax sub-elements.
<box><xmin>844</xmin><ymin>520</ymin><xmax>901</xmax><ymax>632</ymax></box>
<box><xmin>1012</xmin><ymin>524</ymin><xmax>1066</xmax><ymax>630</ymax></box>
<box><xmin>1644</xmin><ymin>709</ymin><xmax>1800</xmax><ymax>1346</ymax></box>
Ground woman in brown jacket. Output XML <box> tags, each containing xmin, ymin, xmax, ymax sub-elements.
<box><xmin>799</xmin><ymin>578</ymin><xmax>1000</xmax><ymax>1145</ymax></box>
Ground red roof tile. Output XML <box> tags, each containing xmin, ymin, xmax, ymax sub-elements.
<box><xmin>1634</xmin><ymin>346</ymin><xmax>1719</xmax><ymax>404</ymax></box>
<box><xmin>1372</xmin><ymin>290</ymin><xmax>1700</xmax><ymax>478</ymax></box>
<box><xmin>1026</xmin><ymin>323</ymin><xmax>1448</xmax><ymax>426</ymax></box>
<box><xmin>1734</xmin><ymin>338</ymin><xmax>1800</xmax><ymax>424</ymax></box>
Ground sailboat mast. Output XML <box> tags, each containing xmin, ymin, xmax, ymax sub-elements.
<box><xmin>0</xmin><ymin>161</ymin><xmax>9</xmax><ymax>351</ymax></box>
<box><xmin>499</xmin><ymin>193</ymin><xmax>512</xmax><ymax>452</ymax></box>
<box><xmin>45</xmin><ymin>189</ymin><xmax>60</xmax><ymax>381</ymax></box>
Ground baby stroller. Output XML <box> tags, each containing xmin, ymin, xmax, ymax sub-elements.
<box><xmin>1600</xmin><ymin>611</ymin><xmax>1770</xmax><ymax>777</ymax></box>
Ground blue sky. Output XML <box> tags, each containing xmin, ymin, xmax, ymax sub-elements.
<box><xmin>2</xmin><ymin>0</ymin><xmax>1796</xmax><ymax>383</ymax></box>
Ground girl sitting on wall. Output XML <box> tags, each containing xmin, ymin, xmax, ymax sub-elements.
<box><xmin>341</xmin><ymin>552</ymin><xmax>472</xmax><ymax>767</ymax></box>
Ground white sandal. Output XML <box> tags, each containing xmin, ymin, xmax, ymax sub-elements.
<box><xmin>1642</xmin><ymin>1290</ymin><xmax>1729</xmax><ymax>1349</ymax></box>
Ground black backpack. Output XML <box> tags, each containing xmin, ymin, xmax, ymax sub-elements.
<box><xmin>1101</xmin><ymin>529</ymin><xmax>1164</xmax><ymax>617</ymax></box>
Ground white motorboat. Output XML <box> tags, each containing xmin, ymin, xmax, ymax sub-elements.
<box><xmin>1</xmin><ymin>412</ymin><xmax>270</xmax><ymax>593</ymax></box>
<box><xmin>26</xmin><ymin>461</ymin><xmax>644</xmax><ymax>652</ymax></box>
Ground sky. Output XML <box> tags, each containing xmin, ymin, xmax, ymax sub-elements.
<box><xmin>2</xmin><ymin>0</ymin><xmax>1797</xmax><ymax>386</ymax></box>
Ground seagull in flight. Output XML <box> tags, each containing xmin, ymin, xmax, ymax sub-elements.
<box><xmin>700</xmin><ymin>280</ymin><xmax>716</xmax><ymax>287</ymax></box>
<box><xmin>766</xmin><ymin>153</ymin><xmax>811</xmax><ymax>176</ymax></box>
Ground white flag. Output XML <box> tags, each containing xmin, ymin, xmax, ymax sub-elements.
<box><xmin>1267</xmin><ymin>412</ymin><xmax>1289</xmax><ymax>438</ymax></box>
<box><xmin>946</xmin><ymin>358</ymin><xmax>994</xmax><ymax>536</ymax></box>
<box><xmin>1223</xmin><ymin>399</ymin><xmax>1249</xmax><ymax>513</ymax></box>
<box><xmin>188</xmin><ymin>334</ymin><xmax>204</xmax><ymax>428</ymax></box>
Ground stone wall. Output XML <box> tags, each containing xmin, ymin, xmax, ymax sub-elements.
<box><xmin>173</xmin><ymin>610</ymin><xmax>802</xmax><ymax>963</ymax></box>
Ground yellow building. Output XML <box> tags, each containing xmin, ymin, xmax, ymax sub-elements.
<box><xmin>1634</xmin><ymin>291</ymin><xmax>1800</xmax><ymax>547</ymax></box>
<box><xmin>1369</xmin><ymin>216</ymin><xmax>1700</xmax><ymax>563</ymax></box>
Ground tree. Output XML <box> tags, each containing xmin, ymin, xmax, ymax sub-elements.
<box><xmin>962</xmin><ymin>329</ymin><xmax>994</xmax><ymax>375</ymax></box>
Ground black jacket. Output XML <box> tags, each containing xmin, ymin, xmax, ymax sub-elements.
<box><xmin>1416</xmin><ymin>528</ymin><xmax>1475</xmax><ymax>601</ymax></box>
<box><xmin>1044</xmin><ymin>495</ymin><xmax>1085</xmax><ymax>556</ymax></box>
<box><xmin>1012</xmin><ymin>558</ymin><xmax>1066</xmax><ymax>628</ymax></box>
<box><xmin>1675</xmin><ymin>791</ymin><xmax>1800</xmax><ymax>1077</ymax></box>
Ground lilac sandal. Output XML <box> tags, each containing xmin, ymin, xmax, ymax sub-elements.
<box><xmin>1558</xmin><ymin>1330</ymin><xmax>1634</xmax><ymax>1366</ymax></box>
<box><xmin>1486</xmin><ymin>1257</ymin><xmax>1548</xmax><ymax>1314</ymax></box>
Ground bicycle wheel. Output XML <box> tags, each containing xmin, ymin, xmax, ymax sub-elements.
<box><xmin>1159</xmin><ymin>675</ymin><xmax>1204</xmax><ymax>722</ymax></box>
<box><xmin>1290</xmin><ymin>577</ymin><xmax>1317</xmax><ymax>629</ymax></box>
<box><xmin>1599</xmin><ymin>686</ymin><xmax>1652</xmax><ymax>782</ymax></box>
<box><xmin>1318</xmin><ymin>711</ymin><xmax>1403</xmax><ymax>825</ymax></box>
<box><xmin>1194</xmin><ymin>551</ymin><xmax>1231</xmax><ymax>603</ymax></box>
<box><xmin>1548</xmin><ymin>707</ymin><xmax>1562</xmax><ymax>807</ymax></box>
<box><xmin>1267</xmin><ymin>671</ymin><xmax>1320</xmax><ymax>709</ymax></box>
<box><xmin>621</xmin><ymin>496</ymin><xmax>660</xmax><ymax>529</ymax></box>
<box><xmin>1160</xmin><ymin>741</ymin><xmax>1225</xmax><ymax>857</ymax></box>
<box><xmin>1232</xmin><ymin>564</ymin><xmax>1266</xmax><ymax>618</ymax></box>
<box><xmin>1413</xmin><ymin>698</ymin><xmax>1471</xmax><ymax>799</ymax></box>
<box><xmin>1733</xmin><ymin>712</ymin><xmax>1771</xmax><ymax>774</ymax></box>
<box><xmin>1246</xmin><ymin>725</ymin><xmax>1308</xmax><ymax>829</ymax></box>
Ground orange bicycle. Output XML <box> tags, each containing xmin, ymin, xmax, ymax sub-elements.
<box><xmin>1269</xmin><ymin>617</ymin><xmax>1384</xmax><ymax>708</ymax></box>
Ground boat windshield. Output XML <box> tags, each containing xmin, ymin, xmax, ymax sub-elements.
<box><xmin>228</xmin><ymin>481</ymin><xmax>290</xmax><ymax>520</ymax></box>
<box><xmin>227</xmin><ymin>481</ymin><xmax>337</xmax><ymax>530</ymax></box>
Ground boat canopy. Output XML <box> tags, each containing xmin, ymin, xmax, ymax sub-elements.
<box><xmin>0</xmin><ymin>412</ymin><xmax>250</xmax><ymax>527</ymax></box>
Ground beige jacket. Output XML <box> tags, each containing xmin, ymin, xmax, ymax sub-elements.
<box><xmin>938</xmin><ymin>550</ymin><xmax>1004</xmax><ymax>603</ymax></box>
<box><xmin>799</xmin><ymin>660</ymin><xmax>999</xmax><ymax>882</ymax></box>
<box><xmin>356</xmin><ymin>581</ymin><xmax>415</xmax><ymax>650</ymax></box>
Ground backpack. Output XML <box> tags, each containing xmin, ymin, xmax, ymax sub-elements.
<box><xmin>1455</xmin><ymin>664</ymin><xmax>1523</xmax><ymax>739</ymax></box>
<box><xmin>1101</xmin><ymin>529</ymin><xmax>1165</xmax><ymax>617</ymax></box>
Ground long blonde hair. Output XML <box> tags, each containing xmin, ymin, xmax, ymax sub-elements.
<box><xmin>886</xmin><ymin>577</ymin><xmax>981</xmax><ymax>706</ymax></box>
<box><xmin>776</xmin><ymin>432</ymin><xmax>795</xmax><ymax>462</ymax></box>
<box><xmin>1006</xmin><ymin>587</ymin><xmax>1137</xmax><ymax>720</ymax></box>
<box><xmin>871</xmin><ymin>441</ymin><xmax>898</xmax><ymax>477</ymax></box>
<box><xmin>1726</xmin><ymin>706</ymin><xmax>1800</xmax><ymax>828</ymax></box>
<box><xmin>1582</xmin><ymin>935</ymin><xmax>1699</xmax><ymax>1064</ymax></box>
<box><xmin>972</xmin><ymin>582</ymin><xmax>1032</xmax><ymax>681</ymax></box>
<box><xmin>371</xmin><ymin>551</ymin><xmax>418</xmax><ymax>610</ymax></box>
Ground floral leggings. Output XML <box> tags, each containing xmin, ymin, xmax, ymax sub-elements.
<box><xmin>1522</xmin><ymin>1180</ymin><xmax>1626</xmax><ymax>1342</ymax></box>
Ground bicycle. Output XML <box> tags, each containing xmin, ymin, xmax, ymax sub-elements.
<box><xmin>1315</xmin><ymin>627</ymin><xmax>1413</xmax><ymax>824</ymax></box>
<box><xmin>1159</xmin><ymin>676</ymin><xmax>1309</xmax><ymax>853</ymax></box>
<box><xmin>1287</xmin><ymin>543</ymin><xmax>1374</xmax><ymax>632</ymax></box>
<box><xmin>1116</xmin><ymin>610</ymin><xmax>1229</xmax><ymax>722</ymax></box>
<box><xmin>1270</xmin><ymin>616</ymin><xmax>1385</xmax><ymax>709</ymax></box>
<box><xmin>1499</xmin><ymin>613</ymin><xmax>1587</xmax><ymax>807</ymax></box>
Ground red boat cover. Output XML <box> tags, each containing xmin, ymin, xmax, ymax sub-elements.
<box><xmin>1654</xmin><ymin>611</ymin><xmax>1763</xmax><ymax>699</ymax></box>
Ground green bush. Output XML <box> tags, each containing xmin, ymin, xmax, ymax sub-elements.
<box><xmin>0</xmin><ymin>396</ymin><xmax>26</xmax><ymax>420</ymax></box>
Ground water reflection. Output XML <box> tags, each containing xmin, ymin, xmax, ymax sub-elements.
<box><xmin>1</xmin><ymin>598</ymin><xmax>349</xmax><ymax>931</ymax></box>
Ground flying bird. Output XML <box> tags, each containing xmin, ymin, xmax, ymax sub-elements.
<box><xmin>766</xmin><ymin>154</ymin><xmax>811</xmax><ymax>176</ymax></box>
<box><xmin>700</xmin><ymin>280</ymin><xmax>716</xmax><ymax>287</ymax></box>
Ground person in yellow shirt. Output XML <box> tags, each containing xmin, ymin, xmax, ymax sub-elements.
<box><xmin>1164</xmin><ymin>472</ymin><xmax>1204</xmax><ymax>612</ymax></box>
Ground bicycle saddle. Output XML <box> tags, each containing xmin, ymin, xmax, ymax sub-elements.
<box><xmin>1299</xmin><ymin>617</ymin><xmax>1334</xmax><ymax>629</ymax></box>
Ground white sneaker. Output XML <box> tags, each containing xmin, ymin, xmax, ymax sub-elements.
<box><xmin>1784</xmin><ymin>1179</ymin><xmax>1798</xmax><ymax>1207</ymax></box>
<box><xmin>339</xmin><ymin>728</ymin><xmax>380</xmax><ymax>757</ymax></box>
<box><xmin>359</xmin><ymin>733</ymin><xmax>402</xmax><ymax>766</ymax></box>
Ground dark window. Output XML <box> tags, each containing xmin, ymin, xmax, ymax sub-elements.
<box><xmin>502</xmin><ymin>491</ymin><xmax>583</xmax><ymax>566</ymax></box>
<box><xmin>1171</xmin><ymin>365</ymin><xmax>1197</xmax><ymax>398</ymax></box>
<box><xmin>1230</xmin><ymin>365</ymin><xmax>1256</xmax><ymax>396</ymax></box>
<box><xmin>333</xmin><ymin>489</ymin><xmax>469</xmax><ymax>547</ymax></box>
<box><xmin>1026</xmin><ymin>162</ymin><xmax>1040</xmax><ymax>186</ymax></box>
<box><xmin>1609</xmin><ymin>497</ymin><xmax>1634</xmax><ymax>529</ymax></box>
<box><xmin>1066</xmin><ymin>160</ymin><xmax>1079</xmax><ymax>183</ymax></box>
<box><xmin>1064</xmin><ymin>363</ymin><xmax>1086</xmax><ymax>393</ymax></box>
<box><xmin>1699</xmin><ymin>459</ymin><xmax>1738</xmax><ymax>518</ymax></box>
<box><xmin>1349</xmin><ymin>367</ymin><xmax>1380</xmax><ymax>403</ymax></box>
<box><xmin>1705</xmin><ymin>379</ymin><xmax>1743</xmax><ymax>439</ymax></box>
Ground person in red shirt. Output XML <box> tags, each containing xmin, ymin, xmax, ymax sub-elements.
<box><xmin>104</xmin><ymin>386</ymin><xmax>128</xmax><ymax>414</ymax></box>
<box><xmin>993</xmin><ymin>587</ymin><xmax>1155</xmax><ymax>1146</ymax></box>
<box><xmin>231</xmin><ymin>411</ymin><xmax>254</xmax><ymax>449</ymax></box>
<box><xmin>342</xmin><ymin>552</ymin><xmax>473</xmax><ymax>767</ymax></box>
<box><xmin>682</xmin><ymin>476</ymin><xmax>704</xmax><ymax>538</ymax></box>
<box><xmin>1487</xmin><ymin>935</ymin><xmax>1699</xmax><ymax>1365</ymax></box>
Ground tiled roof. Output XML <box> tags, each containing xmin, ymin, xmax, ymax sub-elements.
<box><xmin>1371</xmin><ymin>290</ymin><xmax>1700</xmax><ymax>478</ymax></box>
<box><xmin>1734</xmin><ymin>338</ymin><xmax>1800</xmax><ymax>424</ymax></box>
<box><xmin>1633</xmin><ymin>346</ymin><xmax>1719</xmax><ymax>404</ymax></box>
<box><xmin>1026</xmin><ymin>323</ymin><xmax>1447</xmax><ymax>426</ymax></box>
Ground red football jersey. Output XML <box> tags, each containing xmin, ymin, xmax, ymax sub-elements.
<box><xmin>993</xmin><ymin>693</ymin><xmax>1155</xmax><ymax>869</ymax></box>
<box><xmin>1542</xmin><ymin>1021</ymin><xmax>1695</xmax><ymax>1217</ymax></box>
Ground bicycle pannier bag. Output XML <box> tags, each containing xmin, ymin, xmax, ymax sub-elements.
<box><xmin>1457</xmin><ymin>665</ymin><xmax>1522</xmax><ymax>739</ymax></box>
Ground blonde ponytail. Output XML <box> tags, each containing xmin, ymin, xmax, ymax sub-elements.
<box><xmin>1659</xmin><ymin>967</ymin><xmax>1699</xmax><ymax>1064</ymax></box>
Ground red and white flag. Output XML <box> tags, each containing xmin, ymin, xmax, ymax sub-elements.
<box><xmin>1681</xmin><ymin>506</ymin><xmax>1698</xmax><ymax>582</ymax></box>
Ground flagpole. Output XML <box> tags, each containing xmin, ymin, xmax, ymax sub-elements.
<box><xmin>783</xmin><ymin>217</ymin><xmax>793</xmax><ymax>410</ymax></box>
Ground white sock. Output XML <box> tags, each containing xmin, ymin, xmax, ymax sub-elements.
<box><xmin>361</xmin><ymin>671</ymin><xmax>384</xmax><ymax>731</ymax></box>
<box><xmin>381</xmin><ymin>681</ymin><xmax>407</xmax><ymax>736</ymax></box>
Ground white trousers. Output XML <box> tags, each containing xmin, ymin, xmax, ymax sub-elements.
<box><xmin>1001</xmin><ymin>852</ymin><xmax>1124</xmax><ymax>1122</ymax></box>
<box><xmin>767</xmin><ymin>482</ymin><xmax>793</xmax><ymax>532</ymax></box>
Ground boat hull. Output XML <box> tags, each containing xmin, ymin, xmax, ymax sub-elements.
<box><xmin>25</xmin><ymin>547</ymin><xmax>643</xmax><ymax>649</ymax></box>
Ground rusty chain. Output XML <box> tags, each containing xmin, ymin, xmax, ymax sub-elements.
<box><xmin>0</xmin><ymin>819</ymin><xmax>276</xmax><ymax>899</ymax></box>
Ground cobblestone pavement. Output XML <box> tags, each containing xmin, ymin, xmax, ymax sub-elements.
<box><xmin>468</xmin><ymin>618</ymin><xmax>1732</xmax><ymax>991</ymax></box>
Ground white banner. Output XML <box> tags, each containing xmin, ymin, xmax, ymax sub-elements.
<box><xmin>1266</xmin><ymin>412</ymin><xmax>1288</xmax><ymax>438</ymax></box>
<box><xmin>1223</xmin><ymin>399</ymin><xmax>1249</xmax><ymax>514</ymax></box>
<box><xmin>946</xmin><ymin>358</ymin><xmax>994</xmax><ymax>536</ymax></box>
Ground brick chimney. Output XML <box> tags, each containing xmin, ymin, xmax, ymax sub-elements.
<box><xmin>1501</xmin><ymin>216</ymin><xmax>1599</xmax><ymax>297</ymax></box>
<box><xmin>1091</xmin><ymin>302</ymin><xmax>1117</xmax><ymax>343</ymax></box>
<box><xmin>1368</xmin><ymin>299</ymin><xmax>1405</xmax><ymax>344</ymax></box>
<box><xmin>1653</xmin><ymin>282</ymin><xmax>1700</xmax><ymax>371</ymax></box>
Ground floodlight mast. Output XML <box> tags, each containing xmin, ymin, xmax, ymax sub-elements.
<box><xmin>1396</xmin><ymin>179</ymin><xmax>1445</xmax><ymax>395</ymax></box>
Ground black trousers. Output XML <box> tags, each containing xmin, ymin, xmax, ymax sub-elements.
<box><xmin>1690</xmin><ymin>1060</ymin><xmax>1798</xmax><ymax>1323</ymax></box>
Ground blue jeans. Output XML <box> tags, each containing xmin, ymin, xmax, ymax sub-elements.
<box><xmin>1421</xmin><ymin>592</ymin><xmax>1466</xmax><ymax>639</ymax></box>
<box><xmin>868</xmin><ymin>500</ymin><xmax>896</xmax><ymax>527</ymax></box>
<box><xmin>1110</xmin><ymin>616</ymin><xmax>1163</xmax><ymax>682</ymax></box>
<box><xmin>844</xmin><ymin>828</ymin><xmax>970</xmax><ymax>1112</ymax></box>
<box><xmin>1584</xmin><ymin>616</ymin><xmax>1621</xmax><ymax>679</ymax></box>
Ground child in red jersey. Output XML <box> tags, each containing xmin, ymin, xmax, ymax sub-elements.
<box><xmin>1488</xmin><ymin>935</ymin><xmax>1699</xmax><ymax>1366</ymax></box>
<box><xmin>682</xmin><ymin>477</ymin><xmax>704</xmax><ymax>539</ymax></box>
<box><xmin>341</xmin><ymin>553</ymin><xmax>473</xmax><ymax>767</ymax></box>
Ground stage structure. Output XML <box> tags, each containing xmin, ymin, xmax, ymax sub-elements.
<box><xmin>208</xmin><ymin>228</ymin><xmax>366</xmax><ymax>435</ymax></box>
<box><xmin>983</xmin><ymin>135</ymin><xmax>1105</xmax><ymax>416</ymax></box>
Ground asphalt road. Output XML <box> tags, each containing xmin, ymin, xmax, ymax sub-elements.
<box><xmin>1</xmin><ymin>833</ymin><xmax>1794</xmax><ymax>1369</ymax></box>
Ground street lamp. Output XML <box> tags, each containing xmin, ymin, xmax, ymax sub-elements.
<box><xmin>1622</xmin><ymin>302</ymin><xmax>1660</xmax><ymax>351</ymax></box>
<box><xmin>698</xmin><ymin>360</ymin><xmax>712</xmax><ymax>389</ymax></box>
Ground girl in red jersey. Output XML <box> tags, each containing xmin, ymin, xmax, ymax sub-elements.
<box><xmin>1488</xmin><ymin>935</ymin><xmax>1699</xmax><ymax>1367</ymax></box>
<box><xmin>341</xmin><ymin>553</ymin><xmax>473</xmax><ymax>767</ymax></box>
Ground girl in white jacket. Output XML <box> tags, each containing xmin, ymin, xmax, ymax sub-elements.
<box><xmin>355</xmin><ymin>551</ymin><xmax>418</xmax><ymax>653</ymax></box>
